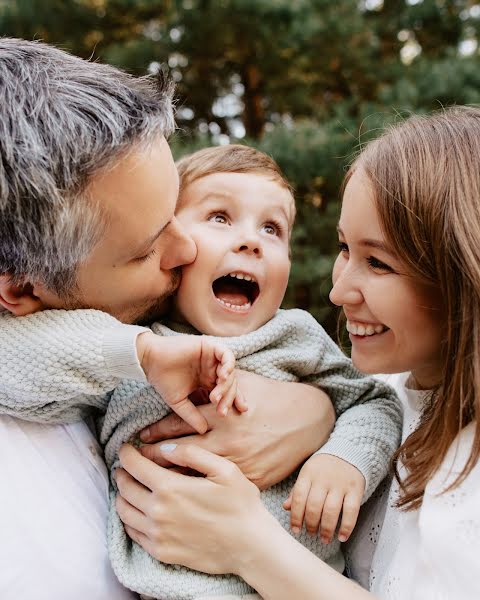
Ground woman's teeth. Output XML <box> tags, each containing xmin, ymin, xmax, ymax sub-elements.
<box><xmin>346</xmin><ymin>320</ymin><xmax>387</xmax><ymax>336</ymax></box>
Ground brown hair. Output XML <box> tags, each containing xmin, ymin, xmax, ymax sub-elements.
<box><xmin>353</xmin><ymin>106</ymin><xmax>480</xmax><ymax>510</ymax></box>
<box><xmin>175</xmin><ymin>144</ymin><xmax>296</xmax><ymax>226</ymax></box>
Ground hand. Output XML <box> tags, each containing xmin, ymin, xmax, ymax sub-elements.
<box><xmin>138</xmin><ymin>371</ymin><xmax>336</xmax><ymax>489</ymax></box>
<box><xmin>137</xmin><ymin>331</ymin><xmax>247</xmax><ymax>434</ymax></box>
<box><xmin>283</xmin><ymin>454</ymin><xmax>365</xmax><ymax>544</ymax></box>
<box><xmin>115</xmin><ymin>443</ymin><xmax>266</xmax><ymax>575</ymax></box>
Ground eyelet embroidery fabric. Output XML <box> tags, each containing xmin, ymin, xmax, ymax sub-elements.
<box><xmin>348</xmin><ymin>373</ymin><xmax>480</xmax><ymax>599</ymax></box>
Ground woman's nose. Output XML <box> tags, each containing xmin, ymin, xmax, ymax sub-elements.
<box><xmin>329</xmin><ymin>258</ymin><xmax>363</xmax><ymax>306</ymax></box>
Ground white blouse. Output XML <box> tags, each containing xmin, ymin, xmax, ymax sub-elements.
<box><xmin>347</xmin><ymin>373</ymin><xmax>480</xmax><ymax>599</ymax></box>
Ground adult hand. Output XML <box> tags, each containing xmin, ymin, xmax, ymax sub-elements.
<box><xmin>139</xmin><ymin>370</ymin><xmax>335</xmax><ymax>489</ymax></box>
<box><xmin>115</xmin><ymin>443</ymin><xmax>267</xmax><ymax>575</ymax></box>
<box><xmin>116</xmin><ymin>444</ymin><xmax>373</xmax><ymax>600</ymax></box>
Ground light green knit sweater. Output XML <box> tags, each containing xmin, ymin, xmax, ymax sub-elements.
<box><xmin>0</xmin><ymin>308</ymin><xmax>401</xmax><ymax>599</ymax></box>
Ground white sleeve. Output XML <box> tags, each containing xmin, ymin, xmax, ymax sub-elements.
<box><xmin>413</xmin><ymin>423</ymin><xmax>480</xmax><ymax>599</ymax></box>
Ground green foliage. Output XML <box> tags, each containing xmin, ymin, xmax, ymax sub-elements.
<box><xmin>1</xmin><ymin>0</ymin><xmax>480</xmax><ymax>333</ymax></box>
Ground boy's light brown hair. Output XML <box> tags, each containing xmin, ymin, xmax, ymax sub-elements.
<box><xmin>175</xmin><ymin>144</ymin><xmax>296</xmax><ymax>228</ymax></box>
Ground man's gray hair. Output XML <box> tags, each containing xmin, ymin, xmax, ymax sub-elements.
<box><xmin>0</xmin><ymin>37</ymin><xmax>175</xmax><ymax>295</ymax></box>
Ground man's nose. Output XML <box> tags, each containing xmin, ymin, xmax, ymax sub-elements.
<box><xmin>329</xmin><ymin>261</ymin><xmax>363</xmax><ymax>307</ymax></box>
<box><xmin>162</xmin><ymin>217</ymin><xmax>197</xmax><ymax>270</ymax></box>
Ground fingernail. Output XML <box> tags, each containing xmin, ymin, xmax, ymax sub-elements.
<box><xmin>140</xmin><ymin>427</ymin><xmax>150</xmax><ymax>441</ymax></box>
<box><xmin>221</xmin><ymin>406</ymin><xmax>228</xmax><ymax>416</ymax></box>
<box><xmin>291</xmin><ymin>526</ymin><xmax>300</xmax><ymax>535</ymax></box>
<box><xmin>160</xmin><ymin>443</ymin><xmax>177</xmax><ymax>453</ymax></box>
<box><xmin>321</xmin><ymin>536</ymin><xmax>330</xmax><ymax>544</ymax></box>
<box><xmin>338</xmin><ymin>534</ymin><xmax>348</xmax><ymax>543</ymax></box>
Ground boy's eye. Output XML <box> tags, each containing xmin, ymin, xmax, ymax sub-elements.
<box><xmin>208</xmin><ymin>213</ymin><xmax>229</xmax><ymax>225</ymax></box>
<box><xmin>263</xmin><ymin>223</ymin><xmax>278</xmax><ymax>235</ymax></box>
<box><xmin>262</xmin><ymin>221</ymin><xmax>284</xmax><ymax>236</ymax></box>
<box><xmin>367</xmin><ymin>256</ymin><xmax>393</xmax><ymax>272</ymax></box>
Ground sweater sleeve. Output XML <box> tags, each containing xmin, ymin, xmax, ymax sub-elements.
<box><xmin>301</xmin><ymin>314</ymin><xmax>403</xmax><ymax>502</ymax></box>
<box><xmin>0</xmin><ymin>309</ymin><xmax>148</xmax><ymax>423</ymax></box>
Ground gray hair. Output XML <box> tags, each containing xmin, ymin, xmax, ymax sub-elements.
<box><xmin>0</xmin><ymin>37</ymin><xmax>175</xmax><ymax>294</ymax></box>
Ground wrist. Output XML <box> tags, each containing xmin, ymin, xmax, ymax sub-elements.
<box><xmin>136</xmin><ymin>331</ymin><xmax>167</xmax><ymax>381</ymax></box>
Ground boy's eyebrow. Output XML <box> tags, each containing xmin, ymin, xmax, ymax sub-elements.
<box><xmin>196</xmin><ymin>192</ymin><xmax>291</xmax><ymax>220</ymax></box>
<box><xmin>336</xmin><ymin>225</ymin><xmax>397</xmax><ymax>256</ymax></box>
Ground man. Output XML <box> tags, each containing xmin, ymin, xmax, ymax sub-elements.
<box><xmin>0</xmin><ymin>39</ymin><xmax>334</xmax><ymax>600</ymax></box>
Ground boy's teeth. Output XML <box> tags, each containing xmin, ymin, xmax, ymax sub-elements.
<box><xmin>217</xmin><ymin>298</ymin><xmax>252</xmax><ymax>311</ymax></box>
<box><xmin>228</xmin><ymin>272</ymin><xmax>254</xmax><ymax>282</ymax></box>
<box><xmin>346</xmin><ymin>320</ymin><xmax>387</xmax><ymax>336</ymax></box>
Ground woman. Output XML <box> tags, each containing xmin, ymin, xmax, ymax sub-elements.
<box><xmin>116</xmin><ymin>107</ymin><xmax>480</xmax><ymax>599</ymax></box>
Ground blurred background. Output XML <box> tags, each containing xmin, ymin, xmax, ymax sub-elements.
<box><xmin>2</xmin><ymin>0</ymin><xmax>479</xmax><ymax>331</ymax></box>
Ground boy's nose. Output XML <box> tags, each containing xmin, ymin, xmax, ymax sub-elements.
<box><xmin>235</xmin><ymin>234</ymin><xmax>262</xmax><ymax>257</ymax></box>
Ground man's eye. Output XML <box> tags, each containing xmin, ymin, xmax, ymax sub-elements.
<box><xmin>208</xmin><ymin>213</ymin><xmax>228</xmax><ymax>224</ymax></box>
<box><xmin>136</xmin><ymin>248</ymin><xmax>158</xmax><ymax>263</ymax></box>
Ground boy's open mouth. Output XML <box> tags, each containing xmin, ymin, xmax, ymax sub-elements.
<box><xmin>212</xmin><ymin>272</ymin><xmax>260</xmax><ymax>311</ymax></box>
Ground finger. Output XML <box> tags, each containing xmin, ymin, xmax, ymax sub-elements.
<box><xmin>233</xmin><ymin>386</ymin><xmax>248</xmax><ymax>413</ymax></box>
<box><xmin>337</xmin><ymin>491</ymin><xmax>362</xmax><ymax>542</ymax></box>
<box><xmin>304</xmin><ymin>486</ymin><xmax>328</xmax><ymax>536</ymax></box>
<box><xmin>320</xmin><ymin>491</ymin><xmax>344</xmax><ymax>544</ymax></box>
<box><xmin>139</xmin><ymin>404</ymin><xmax>216</xmax><ymax>442</ymax></box>
<box><xmin>283</xmin><ymin>491</ymin><xmax>292</xmax><ymax>510</ymax></box>
<box><xmin>155</xmin><ymin>443</ymin><xmax>238</xmax><ymax>481</ymax></box>
<box><xmin>216</xmin><ymin>346</ymin><xmax>235</xmax><ymax>380</ymax></box>
<box><xmin>115</xmin><ymin>466</ymin><xmax>152</xmax><ymax>513</ymax></box>
<box><xmin>289</xmin><ymin>477</ymin><xmax>311</xmax><ymax>534</ymax></box>
<box><xmin>123</xmin><ymin>525</ymin><xmax>162</xmax><ymax>562</ymax></box>
<box><xmin>168</xmin><ymin>396</ymin><xmax>209</xmax><ymax>434</ymax></box>
<box><xmin>214</xmin><ymin>378</ymin><xmax>237</xmax><ymax>417</ymax></box>
<box><xmin>139</xmin><ymin>430</ymin><xmax>224</xmax><ymax>466</ymax></box>
<box><xmin>119</xmin><ymin>444</ymin><xmax>175</xmax><ymax>492</ymax></box>
<box><xmin>115</xmin><ymin>493</ymin><xmax>149</xmax><ymax>531</ymax></box>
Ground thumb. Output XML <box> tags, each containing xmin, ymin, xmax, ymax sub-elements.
<box><xmin>158</xmin><ymin>443</ymin><xmax>237</xmax><ymax>481</ymax></box>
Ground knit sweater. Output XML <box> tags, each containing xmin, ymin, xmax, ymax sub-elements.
<box><xmin>0</xmin><ymin>308</ymin><xmax>402</xmax><ymax>599</ymax></box>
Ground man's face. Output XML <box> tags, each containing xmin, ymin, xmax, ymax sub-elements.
<box><xmin>42</xmin><ymin>137</ymin><xmax>197</xmax><ymax>323</ymax></box>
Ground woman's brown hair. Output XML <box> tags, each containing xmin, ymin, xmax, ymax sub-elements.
<box><xmin>354</xmin><ymin>107</ymin><xmax>480</xmax><ymax>510</ymax></box>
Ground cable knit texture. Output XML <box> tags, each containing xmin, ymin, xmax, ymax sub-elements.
<box><xmin>0</xmin><ymin>308</ymin><xmax>401</xmax><ymax>599</ymax></box>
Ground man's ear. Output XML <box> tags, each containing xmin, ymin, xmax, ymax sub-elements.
<box><xmin>0</xmin><ymin>275</ymin><xmax>46</xmax><ymax>316</ymax></box>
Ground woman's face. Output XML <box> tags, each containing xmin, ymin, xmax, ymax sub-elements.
<box><xmin>329</xmin><ymin>168</ymin><xmax>445</xmax><ymax>389</ymax></box>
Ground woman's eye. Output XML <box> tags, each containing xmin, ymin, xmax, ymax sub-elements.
<box><xmin>367</xmin><ymin>256</ymin><xmax>393</xmax><ymax>272</ymax></box>
<box><xmin>208</xmin><ymin>213</ymin><xmax>228</xmax><ymax>224</ymax></box>
<box><xmin>337</xmin><ymin>241</ymin><xmax>349</xmax><ymax>254</ymax></box>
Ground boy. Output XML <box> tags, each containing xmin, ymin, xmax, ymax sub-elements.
<box><xmin>0</xmin><ymin>145</ymin><xmax>401</xmax><ymax>599</ymax></box>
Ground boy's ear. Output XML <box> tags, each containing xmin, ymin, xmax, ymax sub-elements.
<box><xmin>0</xmin><ymin>274</ymin><xmax>46</xmax><ymax>316</ymax></box>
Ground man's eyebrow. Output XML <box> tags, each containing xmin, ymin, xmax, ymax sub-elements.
<box><xmin>132</xmin><ymin>221</ymin><xmax>170</xmax><ymax>257</ymax></box>
<box><xmin>336</xmin><ymin>225</ymin><xmax>397</xmax><ymax>256</ymax></box>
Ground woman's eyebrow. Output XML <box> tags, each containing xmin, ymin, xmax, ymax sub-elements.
<box><xmin>336</xmin><ymin>225</ymin><xmax>397</xmax><ymax>257</ymax></box>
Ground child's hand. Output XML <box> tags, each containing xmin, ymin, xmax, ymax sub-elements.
<box><xmin>283</xmin><ymin>453</ymin><xmax>365</xmax><ymax>544</ymax></box>
<box><xmin>137</xmin><ymin>332</ymin><xmax>247</xmax><ymax>434</ymax></box>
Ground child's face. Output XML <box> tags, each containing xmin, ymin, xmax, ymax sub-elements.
<box><xmin>174</xmin><ymin>171</ymin><xmax>293</xmax><ymax>336</ymax></box>
<box><xmin>329</xmin><ymin>168</ymin><xmax>445</xmax><ymax>389</ymax></box>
